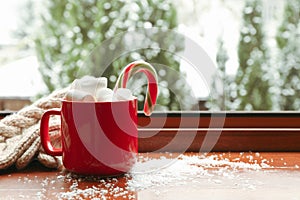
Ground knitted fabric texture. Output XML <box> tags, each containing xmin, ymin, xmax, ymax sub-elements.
<box><xmin>0</xmin><ymin>88</ymin><xmax>67</xmax><ymax>170</ymax></box>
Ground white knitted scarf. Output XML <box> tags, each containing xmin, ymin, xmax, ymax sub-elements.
<box><xmin>0</xmin><ymin>88</ymin><xmax>67</xmax><ymax>170</ymax></box>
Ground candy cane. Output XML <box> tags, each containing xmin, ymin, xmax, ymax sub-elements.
<box><xmin>114</xmin><ymin>61</ymin><xmax>158</xmax><ymax>116</ymax></box>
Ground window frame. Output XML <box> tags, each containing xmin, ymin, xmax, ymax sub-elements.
<box><xmin>138</xmin><ymin>111</ymin><xmax>300</xmax><ymax>152</ymax></box>
<box><xmin>1</xmin><ymin>111</ymin><xmax>300</xmax><ymax>152</ymax></box>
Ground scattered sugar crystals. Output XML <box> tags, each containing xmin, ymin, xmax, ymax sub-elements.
<box><xmin>50</xmin><ymin>153</ymin><xmax>276</xmax><ymax>199</ymax></box>
<box><xmin>126</xmin><ymin>154</ymin><xmax>271</xmax><ymax>191</ymax></box>
<box><xmin>54</xmin><ymin>172</ymin><xmax>136</xmax><ymax>200</ymax></box>
<box><xmin>10</xmin><ymin>153</ymin><xmax>297</xmax><ymax>199</ymax></box>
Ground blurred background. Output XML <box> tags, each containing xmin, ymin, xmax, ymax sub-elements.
<box><xmin>0</xmin><ymin>0</ymin><xmax>299</xmax><ymax>111</ymax></box>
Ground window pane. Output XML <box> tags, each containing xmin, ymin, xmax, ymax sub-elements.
<box><xmin>1</xmin><ymin>0</ymin><xmax>299</xmax><ymax>111</ymax></box>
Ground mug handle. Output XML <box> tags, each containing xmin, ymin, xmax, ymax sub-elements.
<box><xmin>40</xmin><ymin>109</ymin><xmax>62</xmax><ymax>156</ymax></box>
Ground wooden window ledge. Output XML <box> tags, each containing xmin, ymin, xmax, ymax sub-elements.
<box><xmin>0</xmin><ymin>152</ymin><xmax>300</xmax><ymax>199</ymax></box>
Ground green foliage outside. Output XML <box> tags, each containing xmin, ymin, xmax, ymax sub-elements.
<box><xmin>35</xmin><ymin>0</ymin><xmax>196</xmax><ymax>111</ymax></box>
<box><xmin>235</xmin><ymin>0</ymin><xmax>272</xmax><ymax>110</ymax></box>
<box><xmin>34</xmin><ymin>0</ymin><xmax>300</xmax><ymax>111</ymax></box>
<box><xmin>276</xmin><ymin>0</ymin><xmax>300</xmax><ymax>110</ymax></box>
<box><xmin>209</xmin><ymin>0</ymin><xmax>274</xmax><ymax>111</ymax></box>
<box><xmin>210</xmin><ymin>0</ymin><xmax>300</xmax><ymax>111</ymax></box>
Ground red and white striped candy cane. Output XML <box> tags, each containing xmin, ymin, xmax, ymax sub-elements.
<box><xmin>114</xmin><ymin>61</ymin><xmax>158</xmax><ymax>116</ymax></box>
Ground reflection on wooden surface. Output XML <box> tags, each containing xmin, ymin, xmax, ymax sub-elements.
<box><xmin>1</xmin><ymin>152</ymin><xmax>300</xmax><ymax>199</ymax></box>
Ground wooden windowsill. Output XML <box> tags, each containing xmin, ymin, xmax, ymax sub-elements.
<box><xmin>1</xmin><ymin>152</ymin><xmax>300</xmax><ymax>199</ymax></box>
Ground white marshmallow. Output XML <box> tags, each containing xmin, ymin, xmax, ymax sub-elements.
<box><xmin>65</xmin><ymin>89</ymin><xmax>96</xmax><ymax>102</ymax></box>
<box><xmin>71</xmin><ymin>76</ymin><xmax>107</xmax><ymax>96</ymax></box>
<box><xmin>96</xmin><ymin>77</ymin><xmax>108</xmax><ymax>89</ymax></box>
<box><xmin>70</xmin><ymin>79</ymin><xmax>80</xmax><ymax>90</ymax></box>
<box><xmin>113</xmin><ymin>88</ymin><xmax>134</xmax><ymax>101</ymax></box>
<box><xmin>95</xmin><ymin>88</ymin><xmax>113</xmax><ymax>102</ymax></box>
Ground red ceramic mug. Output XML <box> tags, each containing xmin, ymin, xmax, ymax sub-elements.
<box><xmin>40</xmin><ymin>99</ymin><xmax>138</xmax><ymax>176</ymax></box>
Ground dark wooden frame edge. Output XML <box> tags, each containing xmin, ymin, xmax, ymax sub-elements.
<box><xmin>1</xmin><ymin>111</ymin><xmax>299</xmax><ymax>152</ymax></box>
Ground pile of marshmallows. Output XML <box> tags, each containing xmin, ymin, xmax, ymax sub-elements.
<box><xmin>64</xmin><ymin>76</ymin><xmax>134</xmax><ymax>102</ymax></box>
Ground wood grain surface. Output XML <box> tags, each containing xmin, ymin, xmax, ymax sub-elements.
<box><xmin>1</xmin><ymin>152</ymin><xmax>300</xmax><ymax>200</ymax></box>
